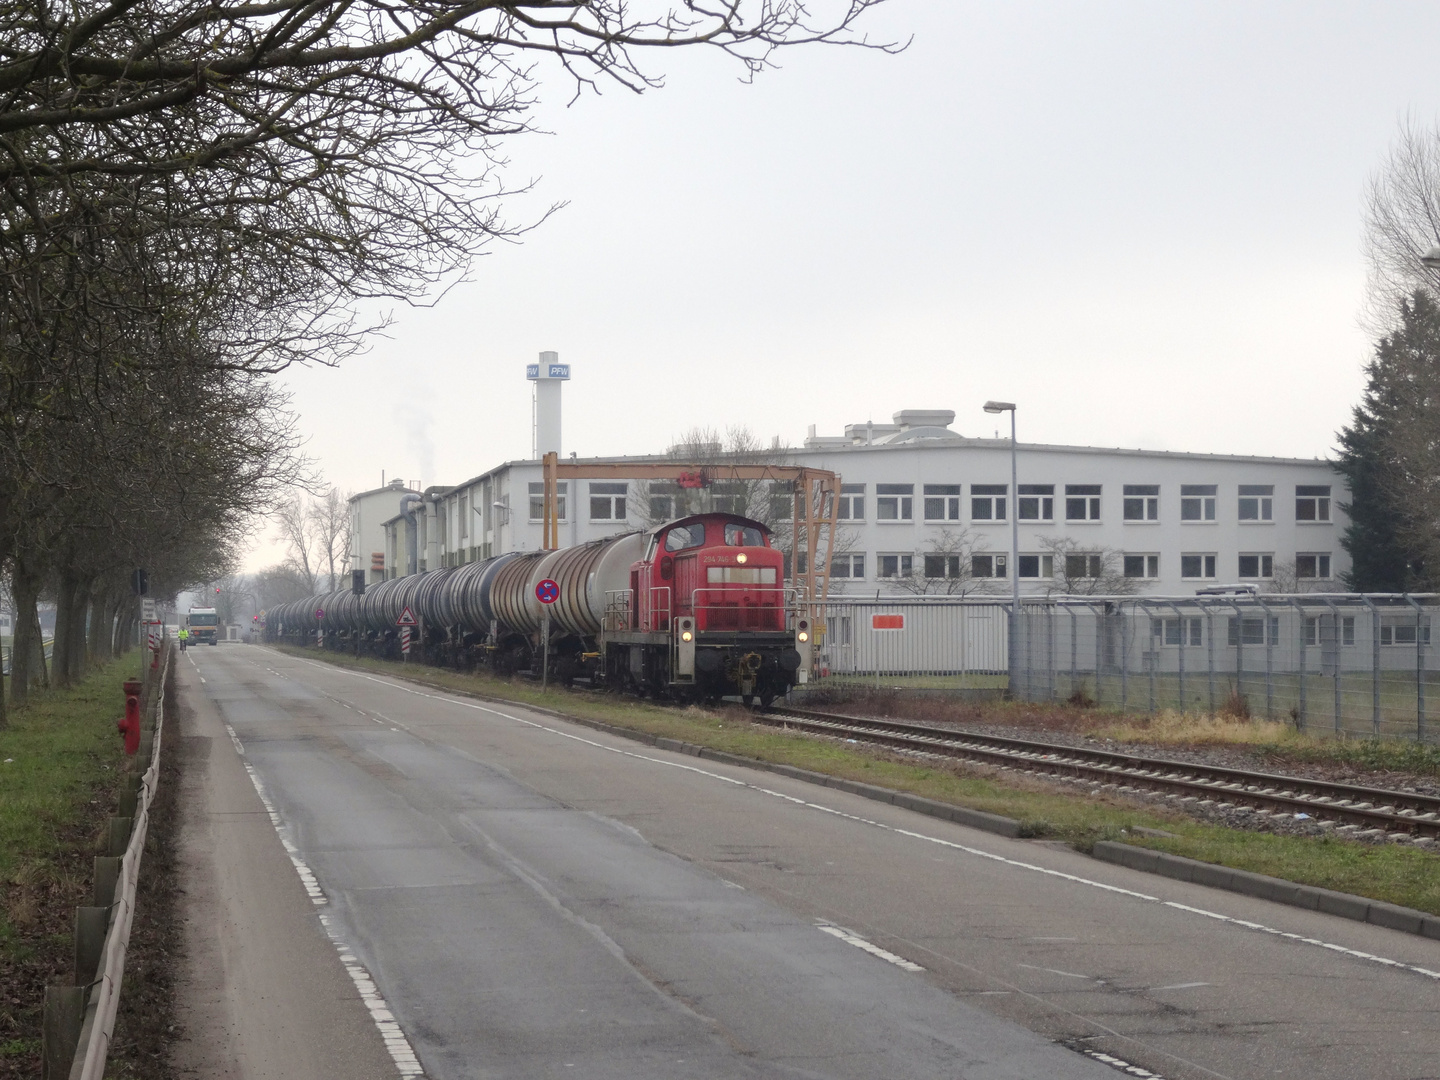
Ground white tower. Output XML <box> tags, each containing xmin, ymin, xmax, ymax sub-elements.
<box><xmin>527</xmin><ymin>351</ymin><xmax>571</xmax><ymax>459</ymax></box>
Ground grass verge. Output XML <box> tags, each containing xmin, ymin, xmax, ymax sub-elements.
<box><xmin>276</xmin><ymin>645</ymin><xmax>1440</xmax><ymax>917</ymax></box>
<box><xmin>0</xmin><ymin>658</ymin><xmax>136</xmax><ymax>1079</ymax></box>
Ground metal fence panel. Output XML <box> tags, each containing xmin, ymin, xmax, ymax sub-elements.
<box><xmin>1012</xmin><ymin>593</ymin><xmax>1438</xmax><ymax>742</ymax></box>
<box><xmin>811</xmin><ymin>598</ymin><xmax>1008</xmax><ymax>690</ymax></box>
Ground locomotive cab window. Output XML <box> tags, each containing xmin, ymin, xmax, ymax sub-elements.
<box><xmin>664</xmin><ymin>523</ymin><xmax>706</xmax><ymax>552</ymax></box>
<box><xmin>724</xmin><ymin>523</ymin><xmax>766</xmax><ymax>547</ymax></box>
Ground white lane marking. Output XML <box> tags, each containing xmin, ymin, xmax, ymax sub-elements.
<box><xmin>1084</xmin><ymin>1050</ymin><xmax>1168</xmax><ymax>1078</ymax></box>
<box><xmin>817</xmin><ymin>922</ymin><xmax>925</xmax><ymax>972</ymax></box>
<box><xmin>199</xmin><ymin>676</ymin><xmax>207</xmax><ymax>684</ymax></box>
<box><xmin>222</xmin><ymin>713</ymin><xmax>425</xmax><ymax>1075</ymax></box>
<box><xmin>1018</xmin><ymin>963</ymin><xmax>1089</xmax><ymax>979</ymax></box>
<box><xmin>274</xmin><ymin>653</ymin><xmax>1440</xmax><ymax>985</ymax></box>
<box><xmin>1152</xmin><ymin>982</ymin><xmax>1209</xmax><ymax>991</ymax></box>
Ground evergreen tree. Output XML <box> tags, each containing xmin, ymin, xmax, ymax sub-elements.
<box><xmin>1336</xmin><ymin>291</ymin><xmax>1440</xmax><ymax>590</ymax></box>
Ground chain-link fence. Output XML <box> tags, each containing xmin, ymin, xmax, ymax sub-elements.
<box><xmin>1012</xmin><ymin>593</ymin><xmax>1438</xmax><ymax>740</ymax></box>
<box><xmin>808</xmin><ymin>598</ymin><xmax>1008</xmax><ymax>690</ymax></box>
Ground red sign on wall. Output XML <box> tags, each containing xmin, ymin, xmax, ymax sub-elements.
<box><xmin>871</xmin><ymin>614</ymin><xmax>905</xmax><ymax>631</ymax></box>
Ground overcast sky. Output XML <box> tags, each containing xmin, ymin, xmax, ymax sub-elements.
<box><xmin>251</xmin><ymin>1</ymin><xmax>1440</xmax><ymax>569</ymax></box>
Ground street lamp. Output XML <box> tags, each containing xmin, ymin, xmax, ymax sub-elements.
<box><xmin>1423</xmin><ymin>247</ymin><xmax>1440</xmax><ymax>269</ymax></box>
<box><xmin>983</xmin><ymin>401</ymin><xmax>1020</xmax><ymax>691</ymax></box>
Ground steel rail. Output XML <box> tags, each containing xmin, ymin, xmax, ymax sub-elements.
<box><xmin>758</xmin><ymin>706</ymin><xmax>1440</xmax><ymax>838</ymax></box>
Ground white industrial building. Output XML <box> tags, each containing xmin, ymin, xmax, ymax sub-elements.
<box><xmin>372</xmin><ymin>423</ymin><xmax>1348</xmax><ymax>599</ymax></box>
<box><xmin>792</xmin><ymin>409</ymin><xmax>1347</xmax><ymax>597</ymax></box>
<box><xmin>362</xmin><ymin>359</ymin><xmax>1347</xmax><ymax>598</ymax></box>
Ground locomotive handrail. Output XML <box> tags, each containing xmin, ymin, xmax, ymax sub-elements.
<box><xmin>603</xmin><ymin>589</ymin><xmax>633</xmax><ymax>633</ymax></box>
<box><xmin>650</xmin><ymin>586</ymin><xmax>672</xmax><ymax>631</ymax></box>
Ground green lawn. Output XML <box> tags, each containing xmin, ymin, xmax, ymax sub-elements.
<box><xmin>276</xmin><ymin>644</ymin><xmax>1440</xmax><ymax>916</ymax></box>
<box><xmin>1</xmin><ymin>660</ymin><xmax>133</xmax><ymax>1072</ymax></box>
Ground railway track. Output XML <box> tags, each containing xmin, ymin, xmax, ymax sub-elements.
<box><xmin>756</xmin><ymin>706</ymin><xmax>1440</xmax><ymax>840</ymax></box>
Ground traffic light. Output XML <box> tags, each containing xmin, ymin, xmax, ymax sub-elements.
<box><xmin>215</xmin><ymin>586</ymin><xmax>221</xmax><ymax>594</ymax></box>
<box><xmin>131</xmin><ymin>569</ymin><xmax>148</xmax><ymax>596</ymax></box>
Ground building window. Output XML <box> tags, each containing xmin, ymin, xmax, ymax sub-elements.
<box><xmin>877</xmin><ymin>553</ymin><xmax>913</xmax><ymax>579</ymax></box>
<box><xmin>528</xmin><ymin>482</ymin><xmax>568</xmax><ymax>521</ymax></box>
<box><xmin>648</xmin><ymin>481</ymin><xmax>679</xmax><ymax>521</ymax></box>
<box><xmin>1066</xmin><ymin>553</ymin><xmax>1103</xmax><ymax>579</ymax></box>
<box><xmin>1017</xmin><ymin>554</ymin><xmax>1054</xmax><ymax>578</ymax></box>
<box><xmin>1238</xmin><ymin>485</ymin><xmax>1273</xmax><ymax>522</ymax></box>
<box><xmin>1152</xmin><ymin>618</ymin><xmax>1202</xmax><ymax>646</ymax></box>
<box><xmin>831</xmin><ymin>553</ymin><xmax>866</xmax><ymax>579</ymax></box>
<box><xmin>1065</xmin><ymin>485</ymin><xmax>1101</xmax><ymax>521</ymax></box>
<box><xmin>1123</xmin><ymin>485</ymin><xmax>1159</xmax><ymax>521</ymax></box>
<box><xmin>1296</xmin><ymin>485</ymin><xmax>1331</xmax><ymax>522</ymax></box>
<box><xmin>1123</xmin><ymin>554</ymin><xmax>1159</xmax><ymax>579</ymax></box>
<box><xmin>1238</xmin><ymin>553</ymin><xmax>1273</xmax><ymax>579</ymax></box>
<box><xmin>589</xmin><ymin>482</ymin><xmax>628</xmax><ymax>521</ymax></box>
<box><xmin>1380</xmin><ymin>618</ymin><xmax>1432</xmax><ymax>646</ymax></box>
<box><xmin>1295</xmin><ymin>553</ymin><xmax>1331</xmax><ymax>579</ymax></box>
<box><xmin>1180</xmin><ymin>484</ymin><xmax>1217</xmax><ymax>522</ymax></box>
<box><xmin>836</xmin><ymin>484</ymin><xmax>865</xmax><ymax>521</ymax></box>
<box><xmin>970</xmin><ymin>484</ymin><xmax>1008</xmax><ymax>521</ymax></box>
<box><xmin>923</xmin><ymin>484</ymin><xmax>961</xmax><ymax>521</ymax></box>
<box><xmin>1228</xmin><ymin>617</ymin><xmax>1280</xmax><ymax>646</ymax></box>
<box><xmin>876</xmin><ymin>484</ymin><xmax>914</xmax><ymax>522</ymax></box>
<box><xmin>923</xmin><ymin>554</ymin><xmax>962</xmax><ymax>579</ymax></box>
<box><xmin>971</xmin><ymin>553</ymin><xmax>1008</xmax><ymax>578</ymax></box>
<box><xmin>768</xmin><ymin>481</ymin><xmax>795</xmax><ymax>521</ymax></box>
<box><xmin>459</xmin><ymin>494</ymin><xmax>469</xmax><ymax>539</ymax></box>
<box><xmin>1310</xmin><ymin>616</ymin><xmax>1359</xmax><ymax>646</ymax></box>
<box><xmin>1017</xmin><ymin>484</ymin><xmax>1054</xmax><ymax>521</ymax></box>
<box><xmin>1180</xmin><ymin>553</ymin><xmax>1217</xmax><ymax>579</ymax></box>
<box><xmin>711</xmin><ymin>482</ymin><xmax>747</xmax><ymax>516</ymax></box>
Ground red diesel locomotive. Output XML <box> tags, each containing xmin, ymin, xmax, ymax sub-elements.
<box><xmin>605</xmin><ymin>513</ymin><xmax>810</xmax><ymax>704</ymax></box>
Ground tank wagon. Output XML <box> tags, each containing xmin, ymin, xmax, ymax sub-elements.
<box><xmin>266</xmin><ymin>513</ymin><xmax>812</xmax><ymax>704</ymax></box>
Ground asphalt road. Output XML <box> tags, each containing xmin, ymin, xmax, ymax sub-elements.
<box><xmin>172</xmin><ymin>645</ymin><xmax>1440</xmax><ymax>1080</ymax></box>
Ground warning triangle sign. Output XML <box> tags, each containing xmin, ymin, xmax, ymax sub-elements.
<box><xmin>396</xmin><ymin>606</ymin><xmax>419</xmax><ymax>627</ymax></box>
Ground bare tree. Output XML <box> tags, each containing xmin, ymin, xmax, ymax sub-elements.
<box><xmin>892</xmin><ymin>527</ymin><xmax>997</xmax><ymax>596</ymax></box>
<box><xmin>309</xmin><ymin>488</ymin><xmax>354</xmax><ymax>592</ymax></box>
<box><xmin>1364</xmin><ymin>118</ymin><xmax>1440</xmax><ymax>333</ymax></box>
<box><xmin>1037</xmin><ymin>536</ymin><xmax>1137</xmax><ymax>597</ymax></box>
<box><xmin>631</xmin><ymin>425</ymin><xmax>793</xmax><ymax>530</ymax></box>
<box><xmin>274</xmin><ymin>496</ymin><xmax>323</xmax><ymax>595</ymax></box>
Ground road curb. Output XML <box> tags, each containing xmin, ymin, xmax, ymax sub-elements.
<box><xmin>1092</xmin><ymin>840</ymin><xmax>1440</xmax><ymax>940</ymax></box>
<box><xmin>276</xmin><ymin>649</ymin><xmax>1440</xmax><ymax>942</ymax></box>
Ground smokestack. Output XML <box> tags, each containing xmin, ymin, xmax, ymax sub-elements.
<box><xmin>527</xmin><ymin>351</ymin><xmax>570</xmax><ymax>459</ymax></box>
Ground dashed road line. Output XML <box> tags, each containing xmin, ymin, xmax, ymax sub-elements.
<box><xmin>816</xmin><ymin>922</ymin><xmax>925</xmax><ymax>972</ymax></box>
<box><xmin>277</xmin><ymin>651</ymin><xmax>1440</xmax><ymax>986</ymax></box>
<box><xmin>1084</xmin><ymin>1050</ymin><xmax>1168</xmax><ymax>1078</ymax></box>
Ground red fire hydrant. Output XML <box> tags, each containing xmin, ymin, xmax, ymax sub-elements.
<box><xmin>120</xmin><ymin>680</ymin><xmax>142</xmax><ymax>756</ymax></box>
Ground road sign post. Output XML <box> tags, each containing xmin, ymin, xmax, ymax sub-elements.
<box><xmin>397</xmin><ymin>606</ymin><xmax>418</xmax><ymax>662</ymax></box>
<box><xmin>536</xmin><ymin>579</ymin><xmax>558</xmax><ymax>690</ymax></box>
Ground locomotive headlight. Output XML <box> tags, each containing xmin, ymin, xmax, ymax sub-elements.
<box><xmin>736</xmin><ymin>553</ymin><xmax>748</xmax><ymax>564</ymax></box>
<box><xmin>681</xmin><ymin>630</ymin><xmax>693</xmax><ymax>642</ymax></box>
<box><xmin>797</xmin><ymin>631</ymin><xmax>809</xmax><ymax>643</ymax></box>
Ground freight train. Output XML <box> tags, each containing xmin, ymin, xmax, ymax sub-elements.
<box><xmin>264</xmin><ymin>512</ymin><xmax>813</xmax><ymax>705</ymax></box>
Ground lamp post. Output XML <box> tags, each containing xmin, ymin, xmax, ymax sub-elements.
<box><xmin>984</xmin><ymin>401</ymin><xmax>1020</xmax><ymax>694</ymax></box>
<box><xmin>1423</xmin><ymin>246</ymin><xmax>1440</xmax><ymax>269</ymax></box>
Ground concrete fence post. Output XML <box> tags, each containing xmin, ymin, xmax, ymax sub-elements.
<box><xmin>92</xmin><ymin>858</ymin><xmax>120</xmax><ymax>908</ymax></box>
<box><xmin>105</xmin><ymin>818</ymin><xmax>132</xmax><ymax>859</ymax></box>
<box><xmin>73</xmin><ymin>907</ymin><xmax>109</xmax><ymax>985</ymax></box>
<box><xmin>1406</xmin><ymin>595</ymin><xmax>1426</xmax><ymax>742</ymax></box>
<box><xmin>1292</xmin><ymin>600</ymin><xmax>1308</xmax><ymax>731</ymax></box>
<box><xmin>41</xmin><ymin>985</ymin><xmax>84</xmax><ymax>1080</ymax></box>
